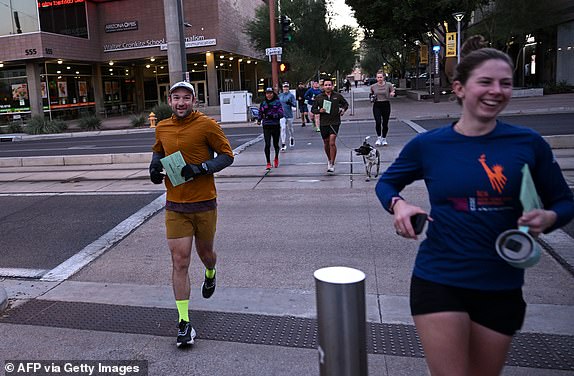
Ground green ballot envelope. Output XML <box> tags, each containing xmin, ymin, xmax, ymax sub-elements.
<box><xmin>322</xmin><ymin>99</ymin><xmax>331</xmax><ymax>114</ymax></box>
<box><xmin>520</xmin><ymin>164</ymin><xmax>542</xmax><ymax>212</ymax></box>
<box><xmin>160</xmin><ymin>151</ymin><xmax>191</xmax><ymax>187</ymax></box>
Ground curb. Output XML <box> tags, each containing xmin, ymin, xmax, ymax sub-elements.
<box><xmin>0</xmin><ymin>287</ymin><xmax>7</xmax><ymax>312</ymax></box>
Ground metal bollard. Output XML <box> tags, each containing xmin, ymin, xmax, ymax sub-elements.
<box><xmin>350</xmin><ymin>91</ymin><xmax>355</xmax><ymax>116</ymax></box>
<box><xmin>314</xmin><ymin>266</ymin><xmax>367</xmax><ymax>376</ymax></box>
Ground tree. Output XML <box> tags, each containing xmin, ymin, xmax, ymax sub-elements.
<box><xmin>346</xmin><ymin>0</ymin><xmax>488</xmax><ymax>80</ymax></box>
<box><xmin>244</xmin><ymin>0</ymin><xmax>357</xmax><ymax>85</ymax></box>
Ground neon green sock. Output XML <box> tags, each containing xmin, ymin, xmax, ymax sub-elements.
<box><xmin>205</xmin><ymin>268</ymin><xmax>216</xmax><ymax>279</ymax></box>
<box><xmin>176</xmin><ymin>300</ymin><xmax>189</xmax><ymax>322</ymax></box>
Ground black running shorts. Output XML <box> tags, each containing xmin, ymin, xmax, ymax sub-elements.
<box><xmin>320</xmin><ymin>124</ymin><xmax>339</xmax><ymax>140</ymax></box>
<box><xmin>410</xmin><ymin>275</ymin><xmax>526</xmax><ymax>336</ymax></box>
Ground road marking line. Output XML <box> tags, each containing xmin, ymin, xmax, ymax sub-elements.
<box><xmin>0</xmin><ymin>268</ymin><xmax>49</xmax><ymax>279</ymax></box>
<box><xmin>41</xmin><ymin>193</ymin><xmax>166</xmax><ymax>282</ymax></box>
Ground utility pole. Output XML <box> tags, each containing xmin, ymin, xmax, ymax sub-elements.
<box><xmin>164</xmin><ymin>0</ymin><xmax>187</xmax><ymax>85</ymax></box>
<box><xmin>268</xmin><ymin>0</ymin><xmax>278</xmax><ymax>91</ymax></box>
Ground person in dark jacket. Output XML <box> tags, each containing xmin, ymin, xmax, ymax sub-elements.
<box><xmin>258</xmin><ymin>87</ymin><xmax>284</xmax><ymax>169</ymax></box>
<box><xmin>295</xmin><ymin>82</ymin><xmax>309</xmax><ymax>127</ymax></box>
<box><xmin>304</xmin><ymin>81</ymin><xmax>323</xmax><ymax>131</ymax></box>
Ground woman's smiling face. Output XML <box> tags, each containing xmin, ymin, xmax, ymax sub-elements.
<box><xmin>454</xmin><ymin>59</ymin><xmax>513</xmax><ymax>122</ymax></box>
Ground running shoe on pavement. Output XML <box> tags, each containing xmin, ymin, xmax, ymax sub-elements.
<box><xmin>202</xmin><ymin>269</ymin><xmax>216</xmax><ymax>299</ymax></box>
<box><xmin>327</xmin><ymin>162</ymin><xmax>335</xmax><ymax>173</ymax></box>
<box><xmin>177</xmin><ymin>320</ymin><xmax>196</xmax><ymax>347</ymax></box>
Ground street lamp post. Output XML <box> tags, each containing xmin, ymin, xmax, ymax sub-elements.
<box><xmin>452</xmin><ymin>12</ymin><xmax>465</xmax><ymax>64</ymax></box>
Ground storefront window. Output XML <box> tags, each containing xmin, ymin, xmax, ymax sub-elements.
<box><xmin>142</xmin><ymin>62</ymin><xmax>169</xmax><ymax>109</ymax></box>
<box><xmin>101</xmin><ymin>64</ymin><xmax>137</xmax><ymax>114</ymax></box>
<box><xmin>38</xmin><ymin>0</ymin><xmax>88</xmax><ymax>38</ymax></box>
<box><xmin>0</xmin><ymin>0</ymin><xmax>40</xmax><ymax>36</ymax></box>
<box><xmin>0</xmin><ymin>66</ymin><xmax>30</xmax><ymax>115</ymax></box>
<box><xmin>42</xmin><ymin>63</ymin><xmax>94</xmax><ymax>118</ymax></box>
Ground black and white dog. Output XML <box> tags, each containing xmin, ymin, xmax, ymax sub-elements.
<box><xmin>354</xmin><ymin>136</ymin><xmax>380</xmax><ymax>181</ymax></box>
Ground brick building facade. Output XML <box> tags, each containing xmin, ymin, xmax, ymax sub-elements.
<box><xmin>0</xmin><ymin>0</ymin><xmax>264</xmax><ymax>121</ymax></box>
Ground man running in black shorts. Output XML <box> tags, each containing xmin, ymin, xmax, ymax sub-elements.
<box><xmin>311</xmin><ymin>79</ymin><xmax>348</xmax><ymax>173</ymax></box>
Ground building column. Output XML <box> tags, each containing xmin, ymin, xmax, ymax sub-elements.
<box><xmin>164</xmin><ymin>0</ymin><xmax>186</xmax><ymax>85</ymax></box>
<box><xmin>135</xmin><ymin>65</ymin><xmax>145</xmax><ymax>112</ymax></box>
<box><xmin>206</xmin><ymin>52</ymin><xmax>219</xmax><ymax>106</ymax></box>
<box><xmin>92</xmin><ymin>64</ymin><xmax>104</xmax><ymax>115</ymax></box>
<box><xmin>232</xmin><ymin>59</ymin><xmax>241</xmax><ymax>90</ymax></box>
<box><xmin>26</xmin><ymin>62</ymin><xmax>43</xmax><ymax>117</ymax></box>
<box><xmin>244</xmin><ymin>61</ymin><xmax>256</xmax><ymax>95</ymax></box>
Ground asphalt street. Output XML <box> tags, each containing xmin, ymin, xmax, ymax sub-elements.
<box><xmin>0</xmin><ymin>127</ymin><xmax>261</xmax><ymax>158</ymax></box>
<box><xmin>0</xmin><ymin>193</ymin><xmax>162</xmax><ymax>277</ymax></box>
<box><xmin>2</xmin><ymin>113</ymin><xmax>572</xmax><ymax>159</ymax></box>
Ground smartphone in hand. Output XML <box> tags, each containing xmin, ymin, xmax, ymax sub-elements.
<box><xmin>410</xmin><ymin>213</ymin><xmax>428</xmax><ymax>235</ymax></box>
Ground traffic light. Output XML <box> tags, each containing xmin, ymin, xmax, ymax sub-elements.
<box><xmin>279</xmin><ymin>62</ymin><xmax>290</xmax><ymax>73</ymax></box>
<box><xmin>280</xmin><ymin>15</ymin><xmax>292</xmax><ymax>45</ymax></box>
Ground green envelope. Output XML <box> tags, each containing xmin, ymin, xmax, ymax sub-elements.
<box><xmin>161</xmin><ymin>151</ymin><xmax>190</xmax><ymax>187</ymax></box>
<box><xmin>520</xmin><ymin>164</ymin><xmax>542</xmax><ymax>213</ymax></box>
<box><xmin>322</xmin><ymin>99</ymin><xmax>331</xmax><ymax>114</ymax></box>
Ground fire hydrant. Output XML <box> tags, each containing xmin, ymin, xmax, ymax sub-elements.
<box><xmin>148</xmin><ymin>112</ymin><xmax>157</xmax><ymax>128</ymax></box>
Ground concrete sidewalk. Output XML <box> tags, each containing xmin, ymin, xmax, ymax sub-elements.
<box><xmin>1</xmin><ymin>93</ymin><xmax>573</xmax><ymax>376</ymax></box>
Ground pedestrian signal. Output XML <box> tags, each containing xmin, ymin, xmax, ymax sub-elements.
<box><xmin>279</xmin><ymin>62</ymin><xmax>290</xmax><ymax>73</ymax></box>
<box><xmin>280</xmin><ymin>15</ymin><xmax>292</xmax><ymax>45</ymax></box>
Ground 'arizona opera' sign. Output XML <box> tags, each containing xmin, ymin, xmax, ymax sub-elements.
<box><xmin>105</xmin><ymin>21</ymin><xmax>138</xmax><ymax>33</ymax></box>
<box><xmin>103</xmin><ymin>35</ymin><xmax>216</xmax><ymax>52</ymax></box>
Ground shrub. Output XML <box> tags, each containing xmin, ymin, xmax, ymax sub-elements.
<box><xmin>7</xmin><ymin>123</ymin><xmax>22</xmax><ymax>133</ymax></box>
<box><xmin>130</xmin><ymin>113</ymin><xmax>147</xmax><ymax>128</ymax></box>
<box><xmin>78</xmin><ymin>115</ymin><xmax>102</xmax><ymax>131</ymax></box>
<box><xmin>25</xmin><ymin>115</ymin><xmax>67</xmax><ymax>134</ymax></box>
<box><xmin>151</xmin><ymin>103</ymin><xmax>173</xmax><ymax>122</ymax></box>
<box><xmin>543</xmin><ymin>80</ymin><xmax>574</xmax><ymax>94</ymax></box>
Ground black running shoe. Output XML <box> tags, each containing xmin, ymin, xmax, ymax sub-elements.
<box><xmin>201</xmin><ymin>269</ymin><xmax>216</xmax><ymax>299</ymax></box>
<box><xmin>177</xmin><ymin>320</ymin><xmax>196</xmax><ymax>347</ymax></box>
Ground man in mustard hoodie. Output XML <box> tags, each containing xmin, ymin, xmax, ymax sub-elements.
<box><xmin>149</xmin><ymin>81</ymin><xmax>234</xmax><ymax>348</ymax></box>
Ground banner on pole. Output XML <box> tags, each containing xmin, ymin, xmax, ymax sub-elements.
<box><xmin>446</xmin><ymin>32</ymin><xmax>457</xmax><ymax>57</ymax></box>
<box><xmin>420</xmin><ymin>45</ymin><xmax>428</xmax><ymax>64</ymax></box>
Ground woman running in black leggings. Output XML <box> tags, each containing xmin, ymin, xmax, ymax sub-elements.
<box><xmin>257</xmin><ymin>87</ymin><xmax>284</xmax><ymax>170</ymax></box>
<box><xmin>370</xmin><ymin>71</ymin><xmax>395</xmax><ymax>146</ymax></box>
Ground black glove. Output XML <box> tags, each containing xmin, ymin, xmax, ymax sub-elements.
<box><xmin>149</xmin><ymin>160</ymin><xmax>164</xmax><ymax>184</ymax></box>
<box><xmin>181</xmin><ymin>163</ymin><xmax>207</xmax><ymax>180</ymax></box>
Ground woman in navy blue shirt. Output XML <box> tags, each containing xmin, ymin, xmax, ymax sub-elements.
<box><xmin>376</xmin><ymin>35</ymin><xmax>574</xmax><ymax>375</ymax></box>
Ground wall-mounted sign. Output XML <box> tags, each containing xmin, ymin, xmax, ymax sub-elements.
<box><xmin>104</xmin><ymin>38</ymin><xmax>167</xmax><ymax>52</ymax></box>
<box><xmin>160</xmin><ymin>36</ymin><xmax>217</xmax><ymax>51</ymax></box>
<box><xmin>105</xmin><ymin>21</ymin><xmax>138</xmax><ymax>33</ymax></box>
<box><xmin>104</xmin><ymin>35</ymin><xmax>216</xmax><ymax>52</ymax></box>
<box><xmin>38</xmin><ymin>0</ymin><xmax>85</xmax><ymax>7</ymax></box>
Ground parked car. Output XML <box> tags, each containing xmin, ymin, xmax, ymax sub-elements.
<box><xmin>363</xmin><ymin>77</ymin><xmax>377</xmax><ymax>86</ymax></box>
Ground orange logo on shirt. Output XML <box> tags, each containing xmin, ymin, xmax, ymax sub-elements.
<box><xmin>478</xmin><ymin>154</ymin><xmax>507</xmax><ymax>194</ymax></box>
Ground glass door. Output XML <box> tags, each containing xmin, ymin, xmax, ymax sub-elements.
<box><xmin>191</xmin><ymin>81</ymin><xmax>207</xmax><ymax>104</ymax></box>
<box><xmin>158</xmin><ymin>83</ymin><xmax>170</xmax><ymax>103</ymax></box>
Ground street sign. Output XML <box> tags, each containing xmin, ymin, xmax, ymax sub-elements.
<box><xmin>265</xmin><ymin>47</ymin><xmax>283</xmax><ymax>56</ymax></box>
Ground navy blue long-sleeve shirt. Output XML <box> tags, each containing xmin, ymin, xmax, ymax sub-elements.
<box><xmin>375</xmin><ymin>121</ymin><xmax>574</xmax><ymax>290</ymax></box>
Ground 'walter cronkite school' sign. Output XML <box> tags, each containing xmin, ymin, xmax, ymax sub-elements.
<box><xmin>103</xmin><ymin>35</ymin><xmax>216</xmax><ymax>52</ymax></box>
